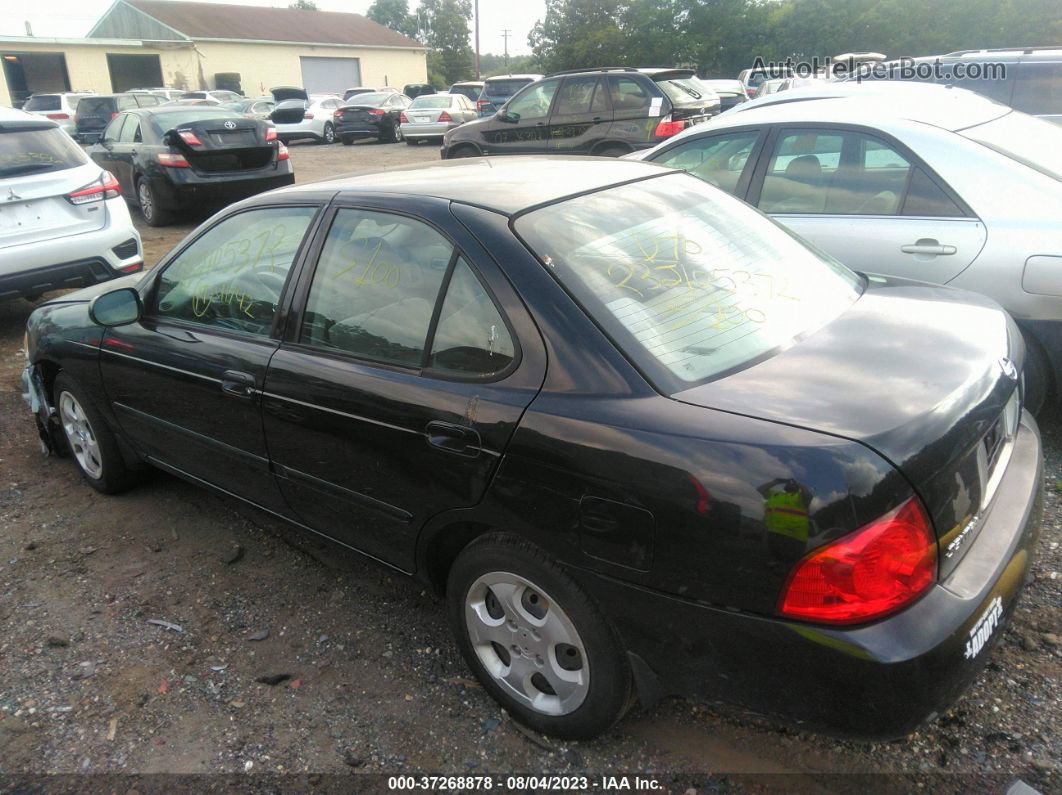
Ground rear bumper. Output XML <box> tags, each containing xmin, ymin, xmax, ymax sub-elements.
<box><xmin>0</xmin><ymin>199</ymin><xmax>141</xmax><ymax>300</ymax></box>
<box><xmin>580</xmin><ymin>412</ymin><xmax>1043</xmax><ymax>737</ymax></box>
<box><xmin>274</xmin><ymin>119</ymin><xmax>325</xmax><ymax>141</ymax></box>
<box><xmin>336</xmin><ymin>121</ymin><xmax>386</xmax><ymax>139</ymax></box>
<box><xmin>401</xmin><ymin>121</ymin><xmax>459</xmax><ymax>138</ymax></box>
<box><xmin>151</xmin><ymin>170</ymin><xmax>295</xmax><ymax>211</ymax></box>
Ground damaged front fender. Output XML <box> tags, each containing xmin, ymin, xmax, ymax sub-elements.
<box><xmin>21</xmin><ymin>364</ymin><xmax>62</xmax><ymax>455</ymax></box>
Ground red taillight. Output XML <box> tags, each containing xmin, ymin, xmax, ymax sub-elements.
<box><xmin>333</xmin><ymin>109</ymin><xmax>343</xmax><ymax>118</ymax></box>
<box><xmin>303</xmin><ymin>112</ymin><xmax>314</xmax><ymax>120</ymax></box>
<box><xmin>157</xmin><ymin>152</ymin><xmax>190</xmax><ymax>168</ymax></box>
<box><xmin>438</xmin><ymin>110</ymin><xmax>452</xmax><ymax>122</ymax></box>
<box><xmin>177</xmin><ymin>130</ymin><xmax>202</xmax><ymax>146</ymax></box>
<box><xmin>277</xmin><ymin>143</ymin><xmax>289</xmax><ymax>161</ymax></box>
<box><xmin>777</xmin><ymin>497</ymin><xmax>936</xmax><ymax>625</ymax></box>
<box><xmin>265</xmin><ymin>127</ymin><xmax>277</xmax><ymax>142</ymax></box>
<box><xmin>111</xmin><ymin>112</ymin><xmax>118</xmax><ymax>120</ymax></box>
<box><xmin>119</xmin><ymin>261</ymin><xmax>144</xmax><ymax>274</ymax></box>
<box><xmin>653</xmin><ymin>114</ymin><xmax>686</xmax><ymax>138</ymax></box>
<box><xmin>399</xmin><ymin>111</ymin><xmax>409</xmax><ymax>124</ymax></box>
<box><xmin>367</xmin><ymin>108</ymin><xmax>385</xmax><ymax>116</ymax></box>
<box><xmin>65</xmin><ymin>171</ymin><xmax>121</xmax><ymax>205</ymax></box>
<box><xmin>476</xmin><ymin>99</ymin><xmax>490</xmax><ymax>111</ymax></box>
<box><xmin>46</xmin><ymin>113</ymin><xmax>70</xmax><ymax>120</ymax></box>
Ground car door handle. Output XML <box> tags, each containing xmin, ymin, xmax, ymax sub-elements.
<box><xmin>901</xmin><ymin>240</ymin><xmax>957</xmax><ymax>256</ymax></box>
<box><xmin>425</xmin><ymin>421</ymin><xmax>481</xmax><ymax>458</ymax></box>
<box><xmin>220</xmin><ymin>370</ymin><xmax>256</xmax><ymax>399</ymax></box>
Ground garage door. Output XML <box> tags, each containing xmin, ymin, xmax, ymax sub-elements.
<box><xmin>300</xmin><ymin>56</ymin><xmax>361</xmax><ymax>95</ymax></box>
<box><xmin>107</xmin><ymin>54</ymin><xmax>163</xmax><ymax>92</ymax></box>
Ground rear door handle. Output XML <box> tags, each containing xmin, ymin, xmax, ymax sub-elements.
<box><xmin>221</xmin><ymin>370</ymin><xmax>255</xmax><ymax>399</ymax></box>
<box><xmin>901</xmin><ymin>240</ymin><xmax>957</xmax><ymax>256</ymax></box>
<box><xmin>425</xmin><ymin>421</ymin><xmax>481</xmax><ymax>458</ymax></box>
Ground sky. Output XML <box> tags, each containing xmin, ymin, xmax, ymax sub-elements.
<box><xmin>0</xmin><ymin>0</ymin><xmax>546</xmax><ymax>56</ymax></box>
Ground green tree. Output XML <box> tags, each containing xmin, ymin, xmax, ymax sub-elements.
<box><xmin>288</xmin><ymin>0</ymin><xmax>318</xmax><ymax>8</ymax></box>
<box><xmin>366</xmin><ymin>0</ymin><xmax>419</xmax><ymax>38</ymax></box>
<box><xmin>415</xmin><ymin>0</ymin><xmax>476</xmax><ymax>85</ymax></box>
<box><xmin>529</xmin><ymin>0</ymin><xmax>628</xmax><ymax>72</ymax></box>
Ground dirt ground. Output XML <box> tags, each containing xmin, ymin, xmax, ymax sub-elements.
<box><xmin>0</xmin><ymin>140</ymin><xmax>1059</xmax><ymax>792</ymax></box>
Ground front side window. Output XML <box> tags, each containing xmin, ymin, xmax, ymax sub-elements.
<box><xmin>300</xmin><ymin>209</ymin><xmax>454</xmax><ymax>367</ymax></box>
<box><xmin>759</xmin><ymin>129</ymin><xmax>911</xmax><ymax>215</ymax></box>
<box><xmin>154</xmin><ymin>207</ymin><xmax>316</xmax><ymax>336</ymax></box>
<box><xmin>117</xmin><ymin>115</ymin><xmax>141</xmax><ymax>143</ymax></box>
<box><xmin>506</xmin><ymin>79</ymin><xmax>558</xmax><ymax>121</ymax></box>
<box><xmin>516</xmin><ymin>175</ymin><xmax>861</xmax><ymax>390</ymax></box>
<box><xmin>653</xmin><ymin>132</ymin><xmax>759</xmax><ymax>195</ymax></box>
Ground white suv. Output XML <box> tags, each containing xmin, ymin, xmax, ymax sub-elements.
<box><xmin>22</xmin><ymin>92</ymin><xmax>94</xmax><ymax>137</ymax></box>
<box><xmin>0</xmin><ymin>109</ymin><xmax>142</xmax><ymax>301</ymax></box>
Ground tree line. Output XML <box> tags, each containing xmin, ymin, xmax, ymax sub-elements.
<box><xmin>369</xmin><ymin>0</ymin><xmax>1062</xmax><ymax>85</ymax></box>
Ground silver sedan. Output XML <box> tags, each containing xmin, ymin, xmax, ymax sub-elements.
<box><xmin>400</xmin><ymin>93</ymin><xmax>478</xmax><ymax>145</ymax></box>
<box><xmin>628</xmin><ymin>85</ymin><xmax>1062</xmax><ymax>409</ymax></box>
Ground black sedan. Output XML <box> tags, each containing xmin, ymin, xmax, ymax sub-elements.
<box><xmin>333</xmin><ymin>91</ymin><xmax>411</xmax><ymax>144</ymax></box>
<box><xmin>88</xmin><ymin>107</ymin><xmax>294</xmax><ymax>226</ymax></box>
<box><xmin>21</xmin><ymin>158</ymin><xmax>1042</xmax><ymax>740</ymax></box>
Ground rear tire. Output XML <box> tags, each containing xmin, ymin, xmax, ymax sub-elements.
<box><xmin>594</xmin><ymin>145</ymin><xmax>630</xmax><ymax>158</ymax></box>
<box><xmin>391</xmin><ymin>123</ymin><xmax>404</xmax><ymax>143</ymax></box>
<box><xmin>447</xmin><ymin>533</ymin><xmax>632</xmax><ymax>739</ymax></box>
<box><xmin>321</xmin><ymin>122</ymin><xmax>336</xmax><ymax>144</ymax></box>
<box><xmin>406</xmin><ymin>138</ymin><xmax>418</xmax><ymax>146</ymax></box>
<box><xmin>136</xmin><ymin>177</ymin><xmax>172</xmax><ymax>227</ymax></box>
<box><xmin>53</xmin><ymin>373</ymin><xmax>139</xmax><ymax>494</ymax></box>
<box><xmin>341</xmin><ymin>136</ymin><xmax>354</xmax><ymax>146</ymax></box>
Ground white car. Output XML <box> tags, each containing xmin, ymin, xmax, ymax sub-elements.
<box><xmin>0</xmin><ymin>109</ymin><xmax>142</xmax><ymax>301</ymax></box>
<box><xmin>269</xmin><ymin>87</ymin><xmax>342</xmax><ymax>144</ymax></box>
<box><xmin>628</xmin><ymin>85</ymin><xmax>1062</xmax><ymax>410</ymax></box>
<box><xmin>21</xmin><ymin>92</ymin><xmax>95</xmax><ymax>137</ymax></box>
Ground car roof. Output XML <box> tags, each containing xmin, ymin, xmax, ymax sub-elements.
<box><xmin>484</xmin><ymin>74</ymin><xmax>542</xmax><ymax>81</ymax></box>
<box><xmin>0</xmin><ymin>106</ymin><xmax>53</xmax><ymax>125</ymax></box>
<box><xmin>451</xmin><ymin>81</ymin><xmax>485</xmax><ymax>86</ymax></box>
<box><xmin>722</xmin><ymin>82</ymin><xmax>1010</xmax><ymax>129</ymax></box>
<box><xmin>275</xmin><ymin>156</ymin><xmax>672</xmax><ymax>215</ymax></box>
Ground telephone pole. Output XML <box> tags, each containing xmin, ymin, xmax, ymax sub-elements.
<box><xmin>502</xmin><ymin>28</ymin><xmax>511</xmax><ymax>71</ymax></box>
<box><xmin>474</xmin><ymin>0</ymin><xmax>480</xmax><ymax>79</ymax></box>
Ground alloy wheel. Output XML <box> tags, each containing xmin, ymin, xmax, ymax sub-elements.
<box><xmin>393</xmin><ymin>123</ymin><xmax>404</xmax><ymax>142</ymax></box>
<box><xmin>137</xmin><ymin>181</ymin><xmax>153</xmax><ymax>223</ymax></box>
<box><xmin>323</xmin><ymin>123</ymin><xmax>335</xmax><ymax>144</ymax></box>
<box><xmin>465</xmin><ymin>571</ymin><xmax>589</xmax><ymax>716</ymax></box>
<box><xmin>59</xmin><ymin>391</ymin><xmax>104</xmax><ymax>479</ymax></box>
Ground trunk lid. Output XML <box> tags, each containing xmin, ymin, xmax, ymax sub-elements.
<box><xmin>672</xmin><ymin>277</ymin><xmax>1023</xmax><ymax>577</ymax></box>
<box><xmin>337</xmin><ymin>105</ymin><xmax>384</xmax><ymax>124</ymax></box>
<box><xmin>167</xmin><ymin>119</ymin><xmax>275</xmax><ymax>174</ymax></box>
<box><xmin>270</xmin><ymin>86</ymin><xmax>308</xmax><ymax>103</ymax></box>
<box><xmin>270</xmin><ymin>99</ymin><xmax>308</xmax><ymax>125</ymax></box>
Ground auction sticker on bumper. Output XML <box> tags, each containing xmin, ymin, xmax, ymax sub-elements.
<box><xmin>964</xmin><ymin>595</ymin><xmax>1003</xmax><ymax>660</ymax></box>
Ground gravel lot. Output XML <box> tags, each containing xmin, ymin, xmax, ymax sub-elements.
<box><xmin>0</xmin><ymin>140</ymin><xmax>1058</xmax><ymax>791</ymax></box>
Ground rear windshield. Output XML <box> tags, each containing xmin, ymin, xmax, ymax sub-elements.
<box><xmin>345</xmin><ymin>93</ymin><xmax>389</xmax><ymax>106</ymax></box>
<box><xmin>78</xmin><ymin>97</ymin><xmax>117</xmax><ymax>116</ymax></box>
<box><xmin>410</xmin><ymin>96</ymin><xmax>453</xmax><ymax>109</ymax></box>
<box><xmin>0</xmin><ymin>126</ymin><xmax>86</xmax><ymax>178</ymax></box>
<box><xmin>704</xmin><ymin>81</ymin><xmax>743</xmax><ymax>94</ymax></box>
<box><xmin>963</xmin><ymin>110</ymin><xmax>1062</xmax><ymax>182</ymax></box>
<box><xmin>516</xmin><ymin>175</ymin><xmax>862</xmax><ymax>390</ymax></box>
<box><xmin>483</xmin><ymin>79</ymin><xmax>533</xmax><ymax>97</ymax></box>
<box><xmin>657</xmin><ymin>78</ymin><xmax>712</xmax><ymax>104</ymax></box>
<box><xmin>149</xmin><ymin>110</ymin><xmax>242</xmax><ymax>130</ymax></box>
<box><xmin>24</xmin><ymin>95</ymin><xmax>60</xmax><ymax>111</ymax></box>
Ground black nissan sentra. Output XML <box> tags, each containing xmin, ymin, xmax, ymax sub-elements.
<box><xmin>21</xmin><ymin>158</ymin><xmax>1042</xmax><ymax>740</ymax></box>
<box><xmin>87</xmin><ymin>107</ymin><xmax>294</xmax><ymax>227</ymax></box>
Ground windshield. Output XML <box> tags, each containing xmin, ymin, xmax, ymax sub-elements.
<box><xmin>411</xmin><ymin>96</ymin><xmax>453</xmax><ymax>109</ymax></box>
<box><xmin>658</xmin><ymin>78</ymin><xmax>711</xmax><ymax>103</ymax></box>
<box><xmin>963</xmin><ymin>111</ymin><xmax>1062</xmax><ymax>182</ymax></box>
<box><xmin>516</xmin><ymin>175</ymin><xmax>862</xmax><ymax>390</ymax></box>
<box><xmin>346</xmin><ymin>93</ymin><xmax>389</xmax><ymax>106</ymax></box>
<box><xmin>24</xmin><ymin>95</ymin><xmax>61</xmax><ymax>111</ymax></box>
<box><xmin>0</xmin><ymin>126</ymin><xmax>86</xmax><ymax>177</ymax></box>
<box><xmin>484</xmin><ymin>79</ymin><xmax>532</xmax><ymax>97</ymax></box>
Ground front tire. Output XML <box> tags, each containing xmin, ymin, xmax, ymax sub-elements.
<box><xmin>390</xmin><ymin>123</ymin><xmax>404</xmax><ymax>143</ymax></box>
<box><xmin>321</xmin><ymin>122</ymin><xmax>336</xmax><ymax>144</ymax></box>
<box><xmin>341</xmin><ymin>135</ymin><xmax>354</xmax><ymax>146</ymax></box>
<box><xmin>449</xmin><ymin>145</ymin><xmax>479</xmax><ymax>159</ymax></box>
<box><xmin>447</xmin><ymin>533</ymin><xmax>632</xmax><ymax>739</ymax></box>
<box><xmin>136</xmin><ymin>177</ymin><xmax>172</xmax><ymax>227</ymax></box>
<box><xmin>1022</xmin><ymin>331</ymin><xmax>1053</xmax><ymax>415</ymax></box>
<box><xmin>54</xmin><ymin>373</ymin><xmax>139</xmax><ymax>494</ymax></box>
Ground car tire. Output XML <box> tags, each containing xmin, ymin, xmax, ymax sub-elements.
<box><xmin>53</xmin><ymin>373</ymin><xmax>139</xmax><ymax>494</ymax></box>
<box><xmin>391</xmin><ymin>123</ymin><xmax>404</xmax><ymax>143</ymax></box>
<box><xmin>449</xmin><ymin>145</ymin><xmax>479</xmax><ymax>159</ymax></box>
<box><xmin>1021</xmin><ymin>331</ymin><xmax>1053</xmax><ymax>415</ymax></box>
<box><xmin>321</xmin><ymin>123</ymin><xmax>336</xmax><ymax>144</ymax></box>
<box><xmin>447</xmin><ymin>532</ymin><xmax>633</xmax><ymax>739</ymax></box>
<box><xmin>341</xmin><ymin>136</ymin><xmax>354</xmax><ymax>146</ymax></box>
<box><xmin>405</xmin><ymin>138</ymin><xmax>418</xmax><ymax>146</ymax></box>
<box><xmin>136</xmin><ymin>177</ymin><xmax>172</xmax><ymax>227</ymax></box>
<box><xmin>594</xmin><ymin>145</ymin><xmax>630</xmax><ymax>158</ymax></box>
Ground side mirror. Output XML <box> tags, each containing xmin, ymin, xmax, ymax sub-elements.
<box><xmin>497</xmin><ymin>110</ymin><xmax>520</xmax><ymax>124</ymax></box>
<box><xmin>89</xmin><ymin>287</ymin><xmax>142</xmax><ymax>327</ymax></box>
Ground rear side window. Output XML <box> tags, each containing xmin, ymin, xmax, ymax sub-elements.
<box><xmin>484</xmin><ymin>79</ymin><xmax>532</xmax><ymax>98</ymax></box>
<box><xmin>154</xmin><ymin>207</ymin><xmax>316</xmax><ymax>336</ymax></box>
<box><xmin>0</xmin><ymin>127</ymin><xmax>86</xmax><ymax>177</ymax></box>
<box><xmin>429</xmin><ymin>259</ymin><xmax>515</xmax><ymax>377</ymax></box>
<box><xmin>654</xmin><ymin>132</ymin><xmax>760</xmax><ymax>196</ymax></box>
<box><xmin>555</xmin><ymin>77</ymin><xmax>608</xmax><ymax>115</ymax></box>
<box><xmin>902</xmin><ymin>169</ymin><xmax>965</xmax><ymax>217</ymax></box>
<box><xmin>24</xmin><ymin>95</ymin><xmax>60</xmax><ymax>111</ymax></box>
<box><xmin>118</xmin><ymin>96</ymin><xmax>138</xmax><ymax>110</ymax></box>
<box><xmin>939</xmin><ymin>63</ymin><xmax>1014</xmax><ymax>104</ymax></box>
<box><xmin>609</xmin><ymin>77</ymin><xmax>652</xmax><ymax>112</ymax></box>
<box><xmin>301</xmin><ymin>209</ymin><xmax>454</xmax><ymax>367</ymax></box>
<box><xmin>1012</xmin><ymin>62</ymin><xmax>1062</xmax><ymax>115</ymax></box>
<box><xmin>135</xmin><ymin>94</ymin><xmax>160</xmax><ymax>107</ymax></box>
